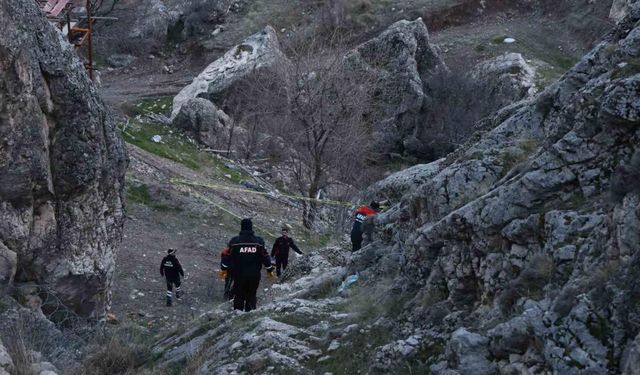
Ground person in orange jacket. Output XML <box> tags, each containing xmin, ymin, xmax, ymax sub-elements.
<box><xmin>219</xmin><ymin>247</ymin><xmax>234</xmax><ymax>300</ymax></box>
<box><xmin>350</xmin><ymin>201</ymin><xmax>380</xmax><ymax>252</ymax></box>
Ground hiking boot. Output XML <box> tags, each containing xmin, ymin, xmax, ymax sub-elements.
<box><xmin>166</xmin><ymin>296</ymin><xmax>172</xmax><ymax>307</ymax></box>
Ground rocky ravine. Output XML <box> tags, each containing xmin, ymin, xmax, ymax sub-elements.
<box><xmin>0</xmin><ymin>0</ymin><xmax>127</xmax><ymax>318</ymax></box>
<box><xmin>147</xmin><ymin>3</ymin><xmax>640</xmax><ymax>375</ymax></box>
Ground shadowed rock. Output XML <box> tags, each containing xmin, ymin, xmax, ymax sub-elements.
<box><xmin>0</xmin><ymin>0</ymin><xmax>127</xmax><ymax>318</ymax></box>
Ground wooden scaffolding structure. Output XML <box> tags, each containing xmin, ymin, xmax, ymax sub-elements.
<box><xmin>37</xmin><ymin>0</ymin><xmax>95</xmax><ymax>79</ymax></box>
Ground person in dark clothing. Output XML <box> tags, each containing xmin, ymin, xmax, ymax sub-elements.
<box><xmin>219</xmin><ymin>247</ymin><xmax>234</xmax><ymax>300</ymax></box>
<box><xmin>350</xmin><ymin>201</ymin><xmax>380</xmax><ymax>252</ymax></box>
<box><xmin>228</xmin><ymin>218</ymin><xmax>274</xmax><ymax>312</ymax></box>
<box><xmin>160</xmin><ymin>248</ymin><xmax>185</xmax><ymax>306</ymax></box>
<box><xmin>271</xmin><ymin>228</ymin><xmax>304</xmax><ymax>277</ymax></box>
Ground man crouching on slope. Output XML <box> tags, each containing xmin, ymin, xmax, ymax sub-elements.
<box><xmin>228</xmin><ymin>218</ymin><xmax>275</xmax><ymax>312</ymax></box>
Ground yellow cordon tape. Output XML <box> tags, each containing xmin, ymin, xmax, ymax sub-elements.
<box><xmin>172</xmin><ymin>183</ymin><xmax>279</xmax><ymax>239</ymax></box>
<box><xmin>170</xmin><ymin>178</ymin><xmax>356</xmax><ymax>208</ymax></box>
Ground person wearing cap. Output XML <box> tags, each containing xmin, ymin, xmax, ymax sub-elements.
<box><xmin>160</xmin><ymin>248</ymin><xmax>185</xmax><ymax>306</ymax></box>
<box><xmin>350</xmin><ymin>201</ymin><xmax>380</xmax><ymax>252</ymax></box>
<box><xmin>227</xmin><ymin>218</ymin><xmax>275</xmax><ymax>312</ymax></box>
<box><xmin>271</xmin><ymin>227</ymin><xmax>304</xmax><ymax>277</ymax></box>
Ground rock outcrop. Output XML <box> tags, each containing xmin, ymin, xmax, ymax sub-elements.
<box><xmin>610</xmin><ymin>0</ymin><xmax>633</xmax><ymax>22</ymax></box>
<box><xmin>470</xmin><ymin>52</ymin><xmax>536</xmax><ymax>103</ymax></box>
<box><xmin>344</xmin><ymin>18</ymin><xmax>445</xmax><ymax>155</ymax></box>
<box><xmin>0</xmin><ymin>0</ymin><xmax>127</xmax><ymax>317</ymax></box>
<box><xmin>370</xmin><ymin>2</ymin><xmax>640</xmax><ymax>373</ymax></box>
<box><xmin>171</xmin><ymin>26</ymin><xmax>287</xmax><ymax>119</ymax></box>
<box><xmin>0</xmin><ymin>339</ymin><xmax>14</xmax><ymax>375</ymax></box>
<box><xmin>128</xmin><ymin>0</ymin><xmax>176</xmax><ymax>48</ymax></box>
<box><xmin>171</xmin><ymin>98</ymin><xmax>231</xmax><ymax>148</ymax></box>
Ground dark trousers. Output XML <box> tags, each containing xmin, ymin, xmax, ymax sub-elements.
<box><xmin>166</xmin><ymin>278</ymin><xmax>181</xmax><ymax>294</ymax></box>
<box><xmin>233</xmin><ymin>276</ymin><xmax>260</xmax><ymax>312</ymax></box>
<box><xmin>275</xmin><ymin>256</ymin><xmax>289</xmax><ymax>277</ymax></box>
<box><xmin>224</xmin><ymin>275</ymin><xmax>234</xmax><ymax>300</ymax></box>
<box><xmin>351</xmin><ymin>232</ymin><xmax>363</xmax><ymax>252</ymax></box>
<box><xmin>166</xmin><ymin>278</ymin><xmax>181</xmax><ymax>305</ymax></box>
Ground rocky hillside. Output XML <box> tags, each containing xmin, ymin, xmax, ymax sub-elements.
<box><xmin>143</xmin><ymin>2</ymin><xmax>640</xmax><ymax>374</ymax></box>
<box><xmin>0</xmin><ymin>0</ymin><xmax>127</xmax><ymax>318</ymax></box>
<box><xmin>1</xmin><ymin>0</ymin><xmax>639</xmax><ymax>374</ymax></box>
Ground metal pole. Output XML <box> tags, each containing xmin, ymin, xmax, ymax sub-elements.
<box><xmin>66</xmin><ymin>12</ymin><xmax>72</xmax><ymax>42</ymax></box>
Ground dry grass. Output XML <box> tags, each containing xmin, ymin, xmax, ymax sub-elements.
<box><xmin>76</xmin><ymin>324</ymin><xmax>156</xmax><ymax>375</ymax></box>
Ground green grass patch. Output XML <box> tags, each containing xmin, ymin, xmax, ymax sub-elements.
<box><xmin>294</xmin><ymin>228</ymin><xmax>332</xmax><ymax>249</ymax></box>
<box><xmin>492</xmin><ymin>35</ymin><xmax>509</xmax><ymax>44</ymax></box>
<box><xmin>552</xmin><ymin>55</ymin><xmax>578</xmax><ymax>71</ymax></box>
<box><xmin>134</xmin><ymin>96</ymin><xmax>173</xmax><ymax>116</ymax></box>
<box><xmin>309</xmin><ymin>325</ymin><xmax>393</xmax><ymax>374</ymax></box>
<box><xmin>273</xmin><ymin>312</ymin><xmax>316</xmax><ymax>328</ymax></box>
<box><xmin>127</xmin><ymin>184</ymin><xmax>179</xmax><ymax>212</ymax></box>
<box><xmin>120</xmin><ymin>119</ymin><xmax>246</xmax><ymax>183</ymax></box>
<box><xmin>612</xmin><ymin>58</ymin><xmax>640</xmax><ymax>79</ymax></box>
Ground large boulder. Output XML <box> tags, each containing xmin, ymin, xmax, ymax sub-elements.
<box><xmin>610</xmin><ymin>0</ymin><xmax>633</xmax><ymax>22</ymax></box>
<box><xmin>0</xmin><ymin>338</ymin><xmax>14</xmax><ymax>374</ymax></box>
<box><xmin>622</xmin><ymin>332</ymin><xmax>640</xmax><ymax>375</ymax></box>
<box><xmin>344</xmin><ymin>18</ymin><xmax>445</xmax><ymax>154</ymax></box>
<box><xmin>171</xmin><ymin>26</ymin><xmax>287</xmax><ymax>119</ymax></box>
<box><xmin>0</xmin><ymin>0</ymin><xmax>127</xmax><ymax>317</ymax></box>
<box><xmin>470</xmin><ymin>53</ymin><xmax>536</xmax><ymax>104</ymax></box>
<box><xmin>128</xmin><ymin>0</ymin><xmax>176</xmax><ymax>47</ymax></box>
<box><xmin>0</xmin><ymin>244</ymin><xmax>16</xmax><ymax>288</ymax></box>
<box><xmin>444</xmin><ymin>328</ymin><xmax>497</xmax><ymax>375</ymax></box>
<box><xmin>365</xmin><ymin>158</ymin><xmax>446</xmax><ymax>201</ymax></box>
<box><xmin>171</xmin><ymin>98</ymin><xmax>223</xmax><ymax>148</ymax></box>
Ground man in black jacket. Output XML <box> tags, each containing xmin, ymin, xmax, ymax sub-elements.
<box><xmin>160</xmin><ymin>248</ymin><xmax>185</xmax><ymax>306</ymax></box>
<box><xmin>271</xmin><ymin>228</ymin><xmax>304</xmax><ymax>277</ymax></box>
<box><xmin>228</xmin><ymin>218</ymin><xmax>274</xmax><ymax>312</ymax></box>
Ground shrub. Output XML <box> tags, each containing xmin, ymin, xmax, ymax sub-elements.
<box><xmin>409</xmin><ymin>67</ymin><xmax>513</xmax><ymax>160</ymax></box>
<box><xmin>497</xmin><ymin>253</ymin><xmax>555</xmax><ymax>314</ymax></box>
<box><xmin>610</xmin><ymin>151</ymin><xmax>640</xmax><ymax>202</ymax></box>
<box><xmin>79</xmin><ymin>324</ymin><xmax>155</xmax><ymax>375</ymax></box>
<box><xmin>515</xmin><ymin>253</ymin><xmax>554</xmax><ymax>299</ymax></box>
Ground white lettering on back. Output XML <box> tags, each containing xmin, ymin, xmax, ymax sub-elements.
<box><xmin>239</xmin><ymin>246</ymin><xmax>257</xmax><ymax>253</ymax></box>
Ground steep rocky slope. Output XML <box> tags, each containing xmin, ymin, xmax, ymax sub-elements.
<box><xmin>371</xmin><ymin>1</ymin><xmax>640</xmax><ymax>371</ymax></box>
<box><xmin>145</xmin><ymin>2</ymin><xmax>640</xmax><ymax>374</ymax></box>
<box><xmin>0</xmin><ymin>0</ymin><xmax>127</xmax><ymax>318</ymax></box>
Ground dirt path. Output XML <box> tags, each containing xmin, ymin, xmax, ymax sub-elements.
<box><xmin>110</xmin><ymin>143</ymin><xmax>314</xmax><ymax>332</ymax></box>
<box><xmin>112</xmin><ymin>203</ymin><xmax>227</xmax><ymax>331</ymax></box>
<box><xmin>100</xmin><ymin>68</ymin><xmax>193</xmax><ymax>112</ymax></box>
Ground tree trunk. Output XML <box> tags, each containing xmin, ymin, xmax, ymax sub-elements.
<box><xmin>302</xmin><ymin>200</ymin><xmax>318</xmax><ymax>229</ymax></box>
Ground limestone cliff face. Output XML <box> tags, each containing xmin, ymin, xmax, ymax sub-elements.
<box><xmin>367</xmin><ymin>2</ymin><xmax>640</xmax><ymax>373</ymax></box>
<box><xmin>0</xmin><ymin>0</ymin><xmax>127</xmax><ymax>317</ymax></box>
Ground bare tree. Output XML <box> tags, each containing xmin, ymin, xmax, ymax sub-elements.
<box><xmin>224</xmin><ymin>36</ymin><xmax>379</xmax><ymax>228</ymax></box>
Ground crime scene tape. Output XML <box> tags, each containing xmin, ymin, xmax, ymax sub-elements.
<box><xmin>172</xmin><ymin>183</ymin><xmax>279</xmax><ymax>239</ymax></box>
<box><xmin>170</xmin><ymin>178</ymin><xmax>356</xmax><ymax>208</ymax></box>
